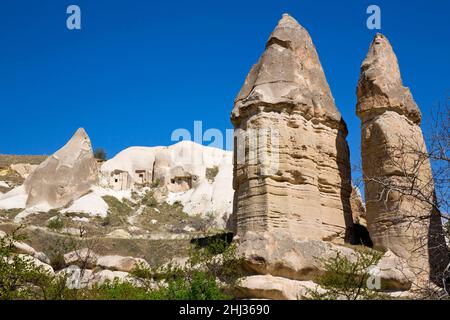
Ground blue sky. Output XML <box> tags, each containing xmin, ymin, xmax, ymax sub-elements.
<box><xmin>0</xmin><ymin>0</ymin><xmax>449</xmax><ymax>173</ymax></box>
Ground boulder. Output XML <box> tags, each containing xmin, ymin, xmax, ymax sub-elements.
<box><xmin>63</xmin><ymin>248</ymin><xmax>99</xmax><ymax>269</ymax></box>
<box><xmin>57</xmin><ymin>266</ymin><xmax>95</xmax><ymax>289</ymax></box>
<box><xmin>13</xmin><ymin>241</ymin><xmax>36</xmax><ymax>255</ymax></box>
<box><xmin>370</xmin><ymin>250</ymin><xmax>414</xmax><ymax>291</ymax></box>
<box><xmin>34</xmin><ymin>251</ymin><xmax>51</xmax><ymax>265</ymax></box>
<box><xmin>101</xmin><ymin>141</ymin><xmax>233</xmax><ymax>228</ymax></box>
<box><xmin>93</xmin><ymin>270</ymin><xmax>132</xmax><ymax>285</ymax></box>
<box><xmin>18</xmin><ymin>254</ymin><xmax>54</xmax><ymax>275</ymax></box>
<box><xmin>10</xmin><ymin>163</ymin><xmax>39</xmax><ymax>179</ymax></box>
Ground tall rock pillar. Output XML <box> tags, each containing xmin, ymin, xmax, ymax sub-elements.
<box><xmin>356</xmin><ymin>34</ymin><xmax>449</xmax><ymax>284</ymax></box>
<box><xmin>231</xmin><ymin>14</ymin><xmax>353</xmax><ymax>243</ymax></box>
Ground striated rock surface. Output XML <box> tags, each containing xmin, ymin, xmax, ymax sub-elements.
<box><xmin>357</xmin><ymin>33</ymin><xmax>449</xmax><ymax>284</ymax></box>
<box><xmin>231</xmin><ymin>14</ymin><xmax>353</xmax><ymax>243</ymax></box>
<box><xmin>24</xmin><ymin>128</ymin><xmax>98</xmax><ymax>209</ymax></box>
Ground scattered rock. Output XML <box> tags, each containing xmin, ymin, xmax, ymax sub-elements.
<box><xmin>24</xmin><ymin>128</ymin><xmax>98</xmax><ymax>209</ymax></box>
<box><xmin>101</xmin><ymin>140</ymin><xmax>233</xmax><ymax>228</ymax></box>
<box><xmin>182</xmin><ymin>225</ymin><xmax>195</xmax><ymax>232</ymax></box>
<box><xmin>57</xmin><ymin>266</ymin><xmax>95</xmax><ymax>288</ymax></box>
<box><xmin>34</xmin><ymin>251</ymin><xmax>51</xmax><ymax>265</ymax></box>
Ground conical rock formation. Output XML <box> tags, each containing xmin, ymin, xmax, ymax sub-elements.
<box><xmin>24</xmin><ymin>128</ymin><xmax>98</xmax><ymax>209</ymax></box>
<box><xmin>357</xmin><ymin>34</ymin><xmax>448</xmax><ymax>284</ymax></box>
<box><xmin>231</xmin><ymin>14</ymin><xmax>353</xmax><ymax>243</ymax></box>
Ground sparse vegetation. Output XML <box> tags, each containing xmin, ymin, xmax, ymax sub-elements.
<box><xmin>47</xmin><ymin>217</ymin><xmax>64</xmax><ymax>230</ymax></box>
<box><xmin>102</xmin><ymin>196</ymin><xmax>133</xmax><ymax>227</ymax></box>
<box><xmin>141</xmin><ymin>191</ymin><xmax>157</xmax><ymax>208</ymax></box>
<box><xmin>206</xmin><ymin>166</ymin><xmax>219</xmax><ymax>183</ymax></box>
<box><xmin>0</xmin><ymin>208</ymin><xmax>22</xmax><ymax>219</ymax></box>
<box><xmin>129</xmin><ymin>238</ymin><xmax>244</xmax><ymax>300</ymax></box>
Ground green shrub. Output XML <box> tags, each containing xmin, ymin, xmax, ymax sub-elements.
<box><xmin>205</xmin><ymin>166</ymin><xmax>219</xmax><ymax>182</ymax></box>
<box><xmin>102</xmin><ymin>196</ymin><xmax>133</xmax><ymax>227</ymax></box>
<box><xmin>47</xmin><ymin>217</ymin><xmax>64</xmax><ymax>230</ymax></box>
<box><xmin>308</xmin><ymin>248</ymin><xmax>387</xmax><ymax>300</ymax></box>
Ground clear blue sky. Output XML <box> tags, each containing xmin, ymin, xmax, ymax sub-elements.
<box><xmin>1</xmin><ymin>0</ymin><xmax>449</xmax><ymax>172</ymax></box>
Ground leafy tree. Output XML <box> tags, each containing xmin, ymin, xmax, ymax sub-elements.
<box><xmin>94</xmin><ymin>148</ymin><xmax>107</xmax><ymax>161</ymax></box>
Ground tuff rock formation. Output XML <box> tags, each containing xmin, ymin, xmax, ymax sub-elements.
<box><xmin>231</xmin><ymin>14</ymin><xmax>353</xmax><ymax>243</ymax></box>
<box><xmin>356</xmin><ymin>33</ymin><xmax>449</xmax><ymax>284</ymax></box>
<box><xmin>350</xmin><ymin>185</ymin><xmax>373</xmax><ymax>247</ymax></box>
<box><xmin>100</xmin><ymin>140</ymin><xmax>233</xmax><ymax>228</ymax></box>
<box><xmin>24</xmin><ymin>128</ymin><xmax>98</xmax><ymax>209</ymax></box>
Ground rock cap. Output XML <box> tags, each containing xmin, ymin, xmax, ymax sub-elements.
<box><xmin>232</xmin><ymin>13</ymin><xmax>343</xmax><ymax>127</ymax></box>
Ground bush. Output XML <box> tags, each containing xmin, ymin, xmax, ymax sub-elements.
<box><xmin>47</xmin><ymin>217</ymin><xmax>64</xmax><ymax>230</ymax></box>
<box><xmin>94</xmin><ymin>148</ymin><xmax>107</xmax><ymax>161</ymax></box>
<box><xmin>151</xmin><ymin>179</ymin><xmax>161</xmax><ymax>188</ymax></box>
<box><xmin>102</xmin><ymin>196</ymin><xmax>133</xmax><ymax>227</ymax></box>
<box><xmin>0</xmin><ymin>226</ymin><xmax>68</xmax><ymax>300</ymax></box>
<box><xmin>0</xmin><ymin>227</ymin><xmax>244</xmax><ymax>300</ymax></box>
<box><xmin>141</xmin><ymin>191</ymin><xmax>157</xmax><ymax>208</ymax></box>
